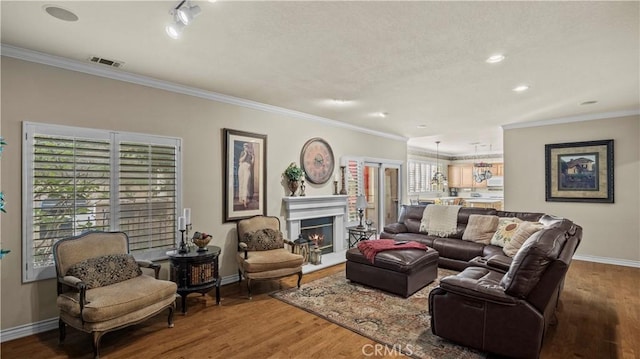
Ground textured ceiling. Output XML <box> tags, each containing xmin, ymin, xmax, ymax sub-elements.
<box><xmin>1</xmin><ymin>1</ymin><xmax>638</xmax><ymax>155</ymax></box>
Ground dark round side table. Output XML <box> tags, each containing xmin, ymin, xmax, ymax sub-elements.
<box><xmin>167</xmin><ymin>246</ymin><xmax>221</xmax><ymax>314</ymax></box>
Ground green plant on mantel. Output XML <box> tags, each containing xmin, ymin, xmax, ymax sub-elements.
<box><xmin>284</xmin><ymin>162</ymin><xmax>304</xmax><ymax>182</ymax></box>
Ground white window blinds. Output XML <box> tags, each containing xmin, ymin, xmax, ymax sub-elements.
<box><xmin>23</xmin><ymin>123</ymin><xmax>181</xmax><ymax>282</ymax></box>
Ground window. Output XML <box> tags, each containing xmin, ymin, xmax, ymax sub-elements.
<box><xmin>407</xmin><ymin>160</ymin><xmax>437</xmax><ymax>193</ymax></box>
<box><xmin>22</xmin><ymin>123</ymin><xmax>181</xmax><ymax>282</ymax></box>
<box><xmin>343</xmin><ymin>157</ymin><xmax>363</xmax><ymax>223</ymax></box>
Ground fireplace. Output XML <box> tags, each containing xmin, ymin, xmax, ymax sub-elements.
<box><xmin>282</xmin><ymin>195</ymin><xmax>348</xmax><ymax>255</ymax></box>
<box><xmin>300</xmin><ymin>217</ymin><xmax>333</xmax><ymax>254</ymax></box>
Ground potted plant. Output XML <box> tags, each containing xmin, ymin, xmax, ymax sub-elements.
<box><xmin>284</xmin><ymin>162</ymin><xmax>304</xmax><ymax>196</ymax></box>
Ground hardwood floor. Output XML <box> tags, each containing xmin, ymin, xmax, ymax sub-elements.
<box><xmin>2</xmin><ymin>260</ymin><xmax>638</xmax><ymax>358</ymax></box>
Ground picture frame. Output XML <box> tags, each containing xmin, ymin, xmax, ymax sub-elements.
<box><xmin>545</xmin><ymin>139</ymin><xmax>614</xmax><ymax>203</ymax></box>
<box><xmin>223</xmin><ymin>129</ymin><xmax>267</xmax><ymax>221</ymax></box>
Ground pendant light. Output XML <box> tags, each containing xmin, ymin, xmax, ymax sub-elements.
<box><xmin>431</xmin><ymin>141</ymin><xmax>447</xmax><ymax>187</ymax></box>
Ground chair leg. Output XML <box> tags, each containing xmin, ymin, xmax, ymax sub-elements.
<box><xmin>238</xmin><ymin>269</ymin><xmax>242</xmax><ymax>284</ymax></box>
<box><xmin>246</xmin><ymin>278</ymin><xmax>252</xmax><ymax>300</ymax></box>
<box><xmin>297</xmin><ymin>271</ymin><xmax>303</xmax><ymax>288</ymax></box>
<box><xmin>92</xmin><ymin>331</ymin><xmax>105</xmax><ymax>359</ymax></box>
<box><xmin>58</xmin><ymin>318</ymin><xmax>66</xmax><ymax>344</ymax></box>
<box><xmin>167</xmin><ymin>303</ymin><xmax>175</xmax><ymax>328</ymax></box>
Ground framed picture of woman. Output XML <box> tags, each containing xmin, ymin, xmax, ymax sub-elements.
<box><xmin>223</xmin><ymin>129</ymin><xmax>267</xmax><ymax>221</ymax></box>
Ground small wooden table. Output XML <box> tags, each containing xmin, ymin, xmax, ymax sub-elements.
<box><xmin>167</xmin><ymin>246</ymin><xmax>221</xmax><ymax>314</ymax></box>
<box><xmin>347</xmin><ymin>226</ymin><xmax>377</xmax><ymax>248</ymax></box>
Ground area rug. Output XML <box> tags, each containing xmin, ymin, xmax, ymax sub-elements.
<box><xmin>272</xmin><ymin>269</ymin><xmax>487</xmax><ymax>359</ymax></box>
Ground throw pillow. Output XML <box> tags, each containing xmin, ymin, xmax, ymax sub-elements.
<box><xmin>491</xmin><ymin>217</ymin><xmax>523</xmax><ymax>247</ymax></box>
<box><xmin>66</xmin><ymin>254</ymin><xmax>142</xmax><ymax>289</ymax></box>
<box><xmin>503</xmin><ymin>221</ymin><xmax>545</xmax><ymax>257</ymax></box>
<box><xmin>242</xmin><ymin>228</ymin><xmax>284</xmax><ymax>251</ymax></box>
<box><xmin>462</xmin><ymin>215</ymin><xmax>499</xmax><ymax>244</ymax></box>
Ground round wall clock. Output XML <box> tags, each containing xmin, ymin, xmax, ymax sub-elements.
<box><xmin>300</xmin><ymin>137</ymin><xmax>335</xmax><ymax>184</ymax></box>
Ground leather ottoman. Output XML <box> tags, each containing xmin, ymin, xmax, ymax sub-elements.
<box><xmin>346</xmin><ymin>246</ymin><xmax>439</xmax><ymax>297</ymax></box>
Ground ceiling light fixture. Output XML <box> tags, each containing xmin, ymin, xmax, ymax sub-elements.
<box><xmin>177</xmin><ymin>2</ymin><xmax>201</xmax><ymax>25</ymax></box>
<box><xmin>486</xmin><ymin>54</ymin><xmax>505</xmax><ymax>63</ymax></box>
<box><xmin>431</xmin><ymin>141</ymin><xmax>448</xmax><ymax>190</ymax></box>
<box><xmin>374</xmin><ymin>112</ymin><xmax>388</xmax><ymax>118</ymax></box>
<box><xmin>43</xmin><ymin>5</ymin><xmax>79</xmax><ymax>22</ymax></box>
<box><xmin>166</xmin><ymin>0</ymin><xmax>202</xmax><ymax>39</ymax></box>
<box><xmin>417</xmin><ymin>124</ymin><xmax>427</xmax><ymax>129</ymax></box>
<box><xmin>580</xmin><ymin>100</ymin><xmax>598</xmax><ymax>105</ymax></box>
<box><xmin>512</xmin><ymin>84</ymin><xmax>530</xmax><ymax>92</ymax></box>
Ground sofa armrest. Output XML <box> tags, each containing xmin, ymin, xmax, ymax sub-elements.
<box><xmin>239</xmin><ymin>242</ymin><xmax>248</xmax><ymax>259</ymax></box>
<box><xmin>486</xmin><ymin>255</ymin><xmax>512</xmax><ymax>272</ymax></box>
<box><xmin>137</xmin><ymin>260</ymin><xmax>161</xmax><ymax>279</ymax></box>
<box><xmin>59</xmin><ymin>275</ymin><xmax>88</xmax><ymax>319</ymax></box>
<box><xmin>382</xmin><ymin>223</ymin><xmax>408</xmax><ymax>234</ymax></box>
<box><xmin>439</xmin><ymin>274</ymin><xmax>518</xmax><ymax>305</ymax></box>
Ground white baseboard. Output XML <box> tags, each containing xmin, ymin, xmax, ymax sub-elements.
<box><xmin>0</xmin><ymin>317</ymin><xmax>59</xmax><ymax>343</ymax></box>
<box><xmin>3</xmin><ymin>255</ymin><xmax>636</xmax><ymax>342</ymax></box>
<box><xmin>573</xmin><ymin>254</ymin><xmax>640</xmax><ymax>268</ymax></box>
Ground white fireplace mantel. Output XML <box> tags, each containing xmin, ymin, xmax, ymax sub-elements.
<box><xmin>282</xmin><ymin>195</ymin><xmax>348</xmax><ymax>252</ymax></box>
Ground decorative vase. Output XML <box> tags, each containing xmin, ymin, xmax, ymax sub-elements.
<box><xmin>287</xmin><ymin>180</ymin><xmax>299</xmax><ymax>196</ymax></box>
<box><xmin>310</xmin><ymin>245</ymin><xmax>322</xmax><ymax>265</ymax></box>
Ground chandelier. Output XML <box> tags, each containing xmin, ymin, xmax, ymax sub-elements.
<box><xmin>431</xmin><ymin>141</ymin><xmax>447</xmax><ymax>187</ymax></box>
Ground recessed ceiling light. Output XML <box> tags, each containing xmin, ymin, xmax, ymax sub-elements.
<box><xmin>417</xmin><ymin>124</ymin><xmax>427</xmax><ymax>129</ymax></box>
<box><xmin>43</xmin><ymin>5</ymin><xmax>78</xmax><ymax>22</ymax></box>
<box><xmin>374</xmin><ymin>112</ymin><xmax>388</xmax><ymax>118</ymax></box>
<box><xmin>486</xmin><ymin>54</ymin><xmax>505</xmax><ymax>64</ymax></box>
<box><xmin>580</xmin><ymin>100</ymin><xmax>598</xmax><ymax>105</ymax></box>
<box><xmin>512</xmin><ymin>85</ymin><xmax>530</xmax><ymax>92</ymax></box>
<box><xmin>331</xmin><ymin>99</ymin><xmax>351</xmax><ymax>105</ymax></box>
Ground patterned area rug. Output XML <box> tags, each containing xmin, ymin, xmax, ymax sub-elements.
<box><xmin>272</xmin><ymin>269</ymin><xmax>487</xmax><ymax>359</ymax></box>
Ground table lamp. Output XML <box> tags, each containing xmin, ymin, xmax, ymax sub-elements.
<box><xmin>356</xmin><ymin>195</ymin><xmax>367</xmax><ymax>229</ymax></box>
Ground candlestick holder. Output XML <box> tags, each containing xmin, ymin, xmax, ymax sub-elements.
<box><xmin>333</xmin><ymin>180</ymin><xmax>339</xmax><ymax>195</ymax></box>
<box><xmin>178</xmin><ymin>229</ymin><xmax>188</xmax><ymax>254</ymax></box>
<box><xmin>339</xmin><ymin>165</ymin><xmax>347</xmax><ymax>195</ymax></box>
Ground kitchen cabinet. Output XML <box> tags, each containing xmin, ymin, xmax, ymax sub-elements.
<box><xmin>448</xmin><ymin>164</ymin><xmax>488</xmax><ymax>188</ymax></box>
<box><xmin>492</xmin><ymin>163</ymin><xmax>504</xmax><ymax>177</ymax></box>
<box><xmin>448</xmin><ymin>163</ymin><xmax>504</xmax><ymax>189</ymax></box>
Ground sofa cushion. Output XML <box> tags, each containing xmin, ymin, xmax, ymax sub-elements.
<box><xmin>57</xmin><ymin>274</ymin><xmax>177</xmax><ymax>322</ymax></box>
<box><xmin>432</xmin><ymin>237</ymin><xmax>485</xmax><ymax>261</ymax></box>
<box><xmin>500</xmin><ymin>228</ymin><xmax>567</xmax><ymax>298</ymax></box>
<box><xmin>237</xmin><ymin>248</ymin><xmax>303</xmax><ymax>273</ymax></box>
<box><xmin>503</xmin><ymin>221</ymin><xmax>545</xmax><ymax>257</ymax></box>
<box><xmin>241</xmin><ymin>228</ymin><xmax>284</xmax><ymax>251</ymax></box>
<box><xmin>462</xmin><ymin>215</ymin><xmax>499</xmax><ymax>244</ymax></box>
<box><xmin>66</xmin><ymin>254</ymin><xmax>142</xmax><ymax>289</ymax></box>
<box><xmin>490</xmin><ymin>217</ymin><xmax>523</xmax><ymax>247</ymax></box>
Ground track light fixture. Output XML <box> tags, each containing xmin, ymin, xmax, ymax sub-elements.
<box><xmin>165</xmin><ymin>0</ymin><xmax>202</xmax><ymax>39</ymax></box>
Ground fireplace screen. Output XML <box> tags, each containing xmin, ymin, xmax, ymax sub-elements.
<box><xmin>300</xmin><ymin>217</ymin><xmax>333</xmax><ymax>255</ymax></box>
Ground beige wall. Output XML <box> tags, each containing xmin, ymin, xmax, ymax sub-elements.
<box><xmin>504</xmin><ymin>115</ymin><xmax>640</xmax><ymax>263</ymax></box>
<box><xmin>0</xmin><ymin>57</ymin><xmax>407</xmax><ymax>330</ymax></box>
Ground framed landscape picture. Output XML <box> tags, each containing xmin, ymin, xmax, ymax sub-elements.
<box><xmin>223</xmin><ymin>129</ymin><xmax>267</xmax><ymax>221</ymax></box>
<box><xmin>545</xmin><ymin>139</ymin><xmax>614</xmax><ymax>203</ymax></box>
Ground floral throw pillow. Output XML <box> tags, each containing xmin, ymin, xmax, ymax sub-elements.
<box><xmin>242</xmin><ymin>228</ymin><xmax>284</xmax><ymax>251</ymax></box>
<box><xmin>66</xmin><ymin>254</ymin><xmax>142</xmax><ymax>289</ymax></box>
<box><xmin>490</xmin><ymin>217</ymin><xmax>523</xmax><ymax>248</ymax></box>
<box><xmin>503</xmin><ymin>221</ymin><xmax>545</xmax><ymax>257</ymax></box>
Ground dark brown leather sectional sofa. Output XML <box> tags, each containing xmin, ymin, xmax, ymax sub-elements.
<box><xmin>380</xmin><ymin>204</ymin><xmax>583</xmax><ymax>359</ymax></box>
<box><xmin>381</xmin><ymin>204</ymin><xmax>570</xmax><ymax>271</ymax></box>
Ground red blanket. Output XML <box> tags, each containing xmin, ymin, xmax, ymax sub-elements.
<box><xmin>357</xmin><ymin>239</ymin><xmax>427</xmax><ymax>263</ymax></box>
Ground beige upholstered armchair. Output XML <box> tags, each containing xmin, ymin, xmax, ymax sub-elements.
<box><xmin>236</xmin><ymin>215</ymin><xmax>304</xmax><ymax>299</ymax></box>
<box><xmin>53</xmin><ymin>231</ymin><xmax>177</xmax><ymax>358</ymax></box>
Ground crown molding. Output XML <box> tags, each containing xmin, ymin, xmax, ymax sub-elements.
<box><xmin>502</xmin><ymin>109</ymin><xmax>640</xmax><ymax>130</ymax></box>
<box><xmin>1</xmin><ymin>44</ymin><xmax>407</xmax><ymax>142</ymax></box>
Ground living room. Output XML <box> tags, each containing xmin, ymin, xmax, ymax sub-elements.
<box><xmin>1</xmin><ymin>1</ymin><xmax>639</xmax><ymax>358</ymax></box>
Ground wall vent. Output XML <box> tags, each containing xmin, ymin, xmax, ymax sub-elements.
<box><xmin>88</xmin><ymin>56</ymin><xmax>124</xmax><ymax>68</ymax></box>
